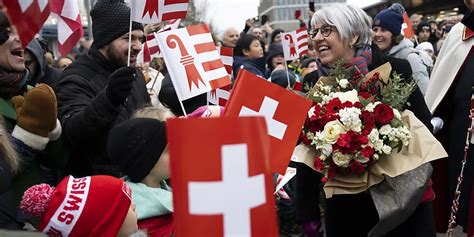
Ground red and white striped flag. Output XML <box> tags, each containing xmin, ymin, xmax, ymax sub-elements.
<box><xmin>138</xmin><ymin>19</ymin><xmax>181</xmax><ymax>63</ymax></box>
<box><xmin>208</xmin><ymin>46</ymin><xmax>233</xmax><ymax>106</ymax></box>
<box><xmin>158</xmin><ymin>19</ymin><xmax>181</xmax><ymax>33</ymax></box>
<box><xmin>2</xmin><ymin>0</ymin><xmax>50</xmax><ymax>48</ymax></box>
<box><xmin>51</xmin><ymin>0</ymin><xmax>84</xmax><ymax>56</ymax></box>
<box><xmin>157</xmin><ymin>24</ymin><xmax>231</xmax><ymax>101</ymax></box>
<box><xmin>131</xmin><ymin>0</ymin><xmax>188</xmax><ymax>24</ymax></box>
<box><xmin>281</xmin><ymin>26</ymin><xmax>309</xmax><ymax>60</ymax></box>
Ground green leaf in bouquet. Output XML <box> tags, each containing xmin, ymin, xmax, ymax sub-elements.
<box><xmin>380</xmin><ymin>72</ymin><xmax>416</xmax><ymax>111</ymax></box>
<box><xmin>359</xmin><ymin>95</ymin><xmax>376</xmax><ymax>107</ymax></box>
<box><xmin>390</xmin><ymin>118</ymin><xmax>403</xmax><ymax>127</ymax></box>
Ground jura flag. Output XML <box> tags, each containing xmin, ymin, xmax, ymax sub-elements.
<box><xmin>157</xmin><ymin>24</ymin><xmax>231</xmax><ymax>101</ymax></box>
<box><xmin>225</xmin><ymin>69</ymin><xmax>312</xmax><ymax>174</ymax></box>
<box><xmin>3</xmin><ymin>0</ymin><xmax>51</xmax><ymax>48</ymax></box>
<box><xmin>167</xmin><ymin>116</ymin><xmax>279</xmax><ymax>237</ymax></box>
<box><xmin>131</xmin><ymin>0</ymin><xmax>188</xmax><ymax>24</ymax></box>
<box><xmin>281</xmin><ymin>27</ymin><xmax>309</xmax><ymax>60</ymax></box>
<box><xmin>208</xmin><ymin>46</ymin><xmax>233</xmax><ymax>106</ymax></box>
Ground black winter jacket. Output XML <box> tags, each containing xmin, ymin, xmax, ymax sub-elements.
<box><xmin>26</xmin><ymin>39</ymin><xmax>61</xmax><ymax>87</ymax></box>
<box><xmin>55</xmin><ymin>48</ymin><xmax>150</xmax><ymax>177</ymax></box>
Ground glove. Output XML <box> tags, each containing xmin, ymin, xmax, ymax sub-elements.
<box><xmin>12</xmin><ymin>84</ymin><xmax>58</xmax><ymax>150</ymax></box>
<box><xmin>301</xmin><ymin>220</ymin><xmax>324</xmax><ymax>237</ymax></box>
<box><xmin>106</xmin><ymin>66</ymin><xmax>136</xmax><ymax>105</ymax></box>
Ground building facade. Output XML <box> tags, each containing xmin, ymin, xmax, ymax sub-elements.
<box><xmin>258</xmin><ymin>0</ymin><xmax>346</xmax><ymax>31</ymax></box>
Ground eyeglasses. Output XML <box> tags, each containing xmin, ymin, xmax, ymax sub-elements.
<box><xmin>309</xmin><ymin>25</ymin><xmax>333</xmax><ymax>39</ymax></box>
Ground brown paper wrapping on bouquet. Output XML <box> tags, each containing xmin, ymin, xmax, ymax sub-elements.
<box><xmin>292</xmin><ymin>109</ymin><xmax>447</xmax><ymax>198</ymax></box>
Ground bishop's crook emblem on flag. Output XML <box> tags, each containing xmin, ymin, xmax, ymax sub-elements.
<box><xmin>166</xmin><ymin>34</ymin><xmax>205</xmax><ymax>90</ymax></box>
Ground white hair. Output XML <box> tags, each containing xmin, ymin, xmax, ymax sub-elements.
<box><xmin>311</xmin><ymin>3</ymin><xmax>372</xmax><ymax>49</ymax></box>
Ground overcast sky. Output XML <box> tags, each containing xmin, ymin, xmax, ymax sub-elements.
<box><xmin>197</xmin><ymin>0</ymin><xmax>382</xmax><ymax>34</ymax></box>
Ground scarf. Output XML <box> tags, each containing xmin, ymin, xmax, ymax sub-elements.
<box><xmin>0</xmin><ymin>69</ymin><xmax>28</xmax><ymax>99</ymax></box>
<box><xmin>317</xmin><ymin>45</ymin><xmax>372</xmax><ymax>77</ymax></box>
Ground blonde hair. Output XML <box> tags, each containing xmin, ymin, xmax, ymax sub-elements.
<box><xmin>132</xmin><ymin>105</ymin><xmax>175</xmax><ymax>122</ymax></box>
<box><xmin>0</xmin><ymin>117</ymin><xmax>19</xmax><ymax>173</ymax></box>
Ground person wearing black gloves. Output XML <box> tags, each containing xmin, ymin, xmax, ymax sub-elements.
<box><xmin>55</xmin><ymin>0</ymin><xmax>150</xmax><ymax>177</ymax></box>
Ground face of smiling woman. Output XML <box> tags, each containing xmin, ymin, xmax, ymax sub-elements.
<box><xmin>311</xmin><ymin>23</ymin><xmax>355</xmax><ymax>65</ymax></box>
<box><xmin>0</xmin><ymin>26</ymin><xmax>26</xmax><ymax>72</ymax></box>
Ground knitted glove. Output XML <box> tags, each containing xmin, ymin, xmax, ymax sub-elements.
<box><xmin>12</xmin><ymin>84</ymin><xmax>59</xmax><ymax>150</ymax></box>
<box><xmin>106</xmin><ymin>66</ymin><xmax>136</xmax><ymax>105</ymax></box>
<box><xmin>301</xmin><ymin>220</ymin><xmax>324</xmax><ymax>237</ymax></box>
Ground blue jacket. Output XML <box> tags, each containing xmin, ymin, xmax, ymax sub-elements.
<box><xmin>232</xmin><ymin>56</ymin><xmax>267</xmax><ymax>79</ymax></box>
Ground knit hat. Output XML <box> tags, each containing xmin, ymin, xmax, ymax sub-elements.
<box><xmin>266</xmin><ymin>44</ymin><xmax>284</xmax><ymax>71</ymax></box>
<box><xmin>301</xmin><ymin>57</ymin><xmax>316</xmax><ymax>69</ymax></box>
<box><xmin>0</xmin><ymin>12</ymin><xmax>10</xmax><ymax>45</ymax></box>
<box><xmin>20</xmin><ymin>175</ymin><xmax>133</xmax><ymax>237</ymax></box>
<box><xmin>90</xmin><ymin>0</ymin><xmax>144</xmax><ymax>49</ymax></box>
<box><xmin>416</xmin><ymin>21</ymin><xmax>431</xmax><ymax>35</ymax></box>
<box><xmin>373</xmin><ymin>3</ymin><xmax>404</xmax><ymax>36</ymax></box>
<box><xmin>270</xmin><ymin>69</ymin><xmax>296</xmax><ymax>88</ymax></box>
<box><xmin>107</xmin><ymin>118</ymin><xmax>167</xmax><ymax>182</ymax></box>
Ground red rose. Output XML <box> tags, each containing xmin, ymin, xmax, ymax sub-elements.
<box><xmin>314</xmin><ymin>157</ymin><xmax>325</xmax><ymax>172</ymax></box>
<box><xmin>353</xmin><ymin>102</ymin><xmax>363</xmax><ymax>108</ymax></box>
<box><xmin>325</xmin><ymin>98</ymin><xmax>342</xmax><ymax>114</ymax></box>
<box><xmin>360</xmin><ymin>110</ymin><xmax>375</xmax><ymax>132</ymax></box>
<box><xmin>361</xmin><ymin>146</ymin><xmax>374</xmax><ymax>158</ymax></box>
<box><xmin>358</xmin><ymin>92</ymin><xmax>372</xmax><ymax>100</ymax></box>
<box><xmin>301</xmin><ymin>132</ymin><xmax>312</xmax><ymax>145</ymax></box>
<box><xmin>373</xmin><ymin>103</ymin><xmax>394</xmax><ymax>125</ymax></box>
<box><xmin>350</xmin><ymin>161</ymin><xmax>366</xmax><ymax>174</ymax></box>
<box><xmin>310</xmin><ymin>104</ymin><xmax>322</xmax><ymax>121</ymax></box>
<box><xmin>341</xmin><ymin>101</ymin><xmax>353</xmax><ymax>108</ymax></box>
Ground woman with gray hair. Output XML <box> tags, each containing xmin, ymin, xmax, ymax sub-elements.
<box><xmin>295</xmin><ymin>3</ymin><xmax>435</xmax><ymax>237</ymax></box>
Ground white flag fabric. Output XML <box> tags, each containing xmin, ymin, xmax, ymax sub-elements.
<box><xmin>157</xmin><ymin>24</ymin><xmax>231</xmax><ymax>101</ymax></box>
<box><xmin>52</xmin><ymin>0</ymin><xmax>83</xmax><ymax>56</ymax></box>
<box><xmin>207</xmin><ymin>46</ymin><xmax>233</xmax><ymax>106</ymax></box>
<box><xmin>131</xmin><ymin>0</ymin><xmax>188</xmax><ymax>24</ymax></box>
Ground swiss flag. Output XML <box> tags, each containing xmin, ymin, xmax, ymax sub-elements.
<box><xmin>131</xmin><ymin>0</ymin><xmax>188</xmax><ymax>24</ymax></box>
<box><xmin>157</xmin><ymin>24</ymin><xmax>231</xmax><ymax>101</ymax></box>
<box><xmin>402</xmin><ymin>12</ymin><xmax>415</xmax><ymax>38</ymax></box>
<box><xmin>281</xmin><ymin>26</ymin><xmax>309</xmax><ymax>61</ymax></box>
<box><xmin>51</xmin><ymin>0</ymin><xmax>83</xmax><ymax>56</ymax></box>
<box><xmin>2</xmin><ymin>0</ymin><xmax>50</xmax><ymax>48</ymax></box>
<box><xmin>225</xmin><ymin>69</ymin><xmax>312</xmax><ymax>174</ymax></box>
<box><xmin>167</xmin><ymin>116</ymin><xmax>279</xmax><ymax>237</ymax></box>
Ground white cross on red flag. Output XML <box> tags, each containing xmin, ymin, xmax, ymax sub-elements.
<box><xmin>402</xmin><ymin>12</ymin><xmax>415</xmax><ymax>38</ymax></box>
<box><xmin>208</xmin><ymin>46</ymin><xmax>233</xmax><ymax>106</ymax></box>
<box><xmin>167</xmin><ymin>116</ymin><xmax>279</xmax><ymax>237</ymax></box>
<box><xmin>225</xmin><ymin>69</ymin><xmax>312</xmax><ymax>174</ymax></box>
<box><xmin>281</xmin><ymin>26</ymin><xmax>309</xmax><ymax>61</ymax></box>
<box><xmin>2</xmin><ymin>0</ymin><xmax>50</xmax><ymax>48</ymax></box>
<box><xmin>51</xmin><ymin>0</ymin><xmax>83</xmax><ymax>56</ymax></box>
<box><xmin>157</xmin><ymin>24</ymin><xmax>231</xmax><ymax>101</ymax></box>
<box><xmin>131</xmin><ymin>0</ymin><xmax>188</xmax><ymax>24</ymax></box>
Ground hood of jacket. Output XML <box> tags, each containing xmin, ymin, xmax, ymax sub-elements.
<box><xmin>25</xmin><ymin>39</ymin><xmax>47</xmax><ymax>85</ymax></box>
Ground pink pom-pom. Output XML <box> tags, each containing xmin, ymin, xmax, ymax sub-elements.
<box><xmin>20</xmin><ymin>183</ymin><xmax>55</xmax><ymax>217</ymax></box>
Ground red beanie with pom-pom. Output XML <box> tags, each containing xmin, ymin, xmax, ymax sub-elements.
<box><xmin>21</xmin><ymin>175</ymin><xmax>132</xmax><ymax>237</ymax></box>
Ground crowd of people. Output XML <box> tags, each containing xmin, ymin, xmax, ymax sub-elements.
<box><xmin>0</xmin><ymin>0</ymin><xmax>473</xmax><ymax>236</ymax></box>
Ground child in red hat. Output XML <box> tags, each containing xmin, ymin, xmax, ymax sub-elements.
<box><xmin>20</xmin><ymin>175</ymin><xmax>137</xmax><ymax>237</ymax></box>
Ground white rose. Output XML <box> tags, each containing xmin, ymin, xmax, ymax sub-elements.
<box><xmin>382</xmin><ymin>145</ymin><xmax>392</xmax><ymax>154</ymax></box>
<box><xmin>368</xmin><ymin>129</ymin><xmax>379</xmax><ymax>142</ymax></box>
<box><xmin>373</xmin><ymin>140</ymin><xmax>384</xmax><ymax>151</ymax></box>
<box><xmin>323</xmin><ymin>120</ymin><xmax>346</xmax><ymax>144</ymax></box>
<box><xmin>379</xmin><ymin>125</ymin><xmax>392</xmax><ymax>135</ymax></box>
<box><xmin>373</xmin><ymin>153</ymin><xmax>380</xmax><ymax>161</ymax></box>
<box><xmin>339</xmin><ymin>79</ymin><xmax>349</xmax><ymax>89</ymax></box>
<box><xmin>333</xmin><ymin>89</ymin><xmax>359</xmax><ymax>103</ymax></box>
<box><xmin>332</xmin><ymin>152</ymin><xmax>351</xmax><ymax>167</ymax></box>
<box><xmin>308</xmin><ymin>106</ymin><xmax>315</xmax><ymax>118</ymax></box>
<box><xmin>319</xmin><ymin>144</ymin><xmax>333</xmax><ymax>156</ymax></box>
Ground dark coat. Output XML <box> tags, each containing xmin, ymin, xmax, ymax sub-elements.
<box><xmin>232</xmin><ymin>56</ymin><xmax>267</xmax><ymax>79</ymax></box>
<box><xmin>25</xmin><ymin>39</ymin><xmax>61</xmax><ymax>87</ymax></box>
<box><xmin>55</xmin><ymin>48</ymin><xmax>150</xmax><ymax>177</ymax></box>
<box><xmin>0</xmin><ymin>154</ymin><xmax>21</xmax><ymax>230</ymax></box>
<box><xmin>430</xmin><ymin>12</ymin><xmax>474</xmax><ymax>233</ymax></box>
<box><xmin>295</xmin><ymin>46</ymin><xmax>434</xmax><ymax>236</ymax></box>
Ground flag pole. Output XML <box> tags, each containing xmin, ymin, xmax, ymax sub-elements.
<box><xmin>127</xmin><ymin>20</ymin><xmax>133</xmax><ymax>67</ymax></box>
<box><xmin>284</xmin><ymin>60</ymin><xmax>291</xmax><ymax>90</ymax></box>
<box><xmin>149</xmin><ymin>71</ymin><xmax>160</xmax><ymax>92</ymax></box>
<box><xmin>179</xmin><ymin>100</ymin><xmax>188</xmax><ymax>118</ymax></box>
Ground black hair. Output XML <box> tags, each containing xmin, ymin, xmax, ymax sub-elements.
<box><xmin>0</xmin><ymin>12</ymin><xmax>11</xmax><ymax>45</ymax></box>
<box><xmin>271</xmin><ymin>29</ymin><xmax>284</xmax><ymax>44</ymax></box>
<box><xmin>233</xmin><ymin>34</ymin><xmax>259</xmax><ymax>57</ymax></box>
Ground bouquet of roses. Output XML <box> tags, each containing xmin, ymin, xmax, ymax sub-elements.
<box><xmin>301</xmin><ymin>62</ymin><xmax>417</xmax><ymax>182</ymax></box>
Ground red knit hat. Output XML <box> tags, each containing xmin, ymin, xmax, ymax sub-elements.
<box><xmin>20</xmin><ymin>175</ymin><xmax>133</xmax><ymax>237</ymax></box>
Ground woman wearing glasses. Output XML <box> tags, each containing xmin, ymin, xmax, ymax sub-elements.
<box><xmin>296</xmin><ymin>3</ymin><xmax>435</xmax><ymax>237</ymax></box>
